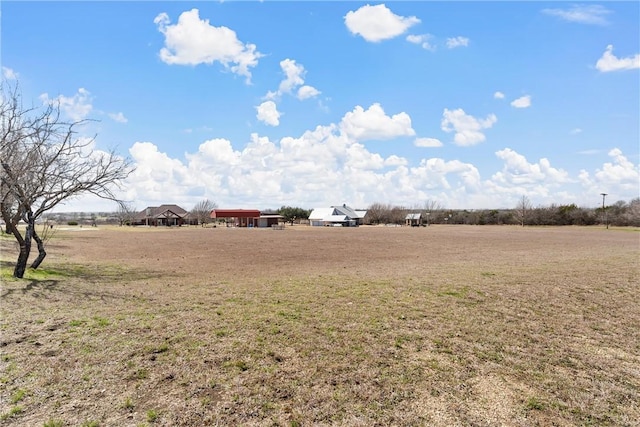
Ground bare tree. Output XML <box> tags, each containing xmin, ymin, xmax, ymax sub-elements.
<box><xmin>114</xmin><ymin>201</ymin><xmax>137</xmax><ymax>226</ymax></box>
<box><xmin>515</xmin><ymin>195</ymin><xmax>532</xmax><ymax>227</ymax></box>
<box><xmin>1</xmin><ymin>82</ymin><xmax>133</xmax><ymax>278</ymax></box>
<box><xmin>419</xmin><ymin>199</ymin><xmax>442</xmax><ymax>226</ymax></box>
<box><xmin>191</xmin><ymin>199</ymin><xmax>217</xmax><ymax>227</ymax></box>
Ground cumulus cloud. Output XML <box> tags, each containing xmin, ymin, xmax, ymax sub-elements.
<box><xmin>446</xmin><ymin>36</ymin><xmax>469</xmax><ymax>49</ymax></box>
<box><xmin>154</xmin><ymin>9</ymin><xmax>262</xmax><ymax>83</ymax></box>
<box><xmin>510</xmin><ymin>95</ymin><xmax>532</xmax><ymax>108</ymax></box>
<box><xmin>278</xmin><ymin>58</ymin><xmax>305</xmax><ymax>94</ymax></box>
<box><xmin>441</xmin><ymin>108</ymin><xmax>497</xmax><ymax>146</ymax></box>
<box><xmin>406</xmin><ymin>34</ymin><xmax>435</xmax><ymax>51</ymax></box>
<box><xmin>297</xmin><ymin>85</ymin><xmax>321</xmax><ymax>100</ymax></box>
<box><xmin>74</xmin><ymin>127</ymin><xmax>639</xmax><ymax>213</ymax></box>
<box><xmin>593</xmin><ymin>148</ymin><xmax>639</xmax><ymax>189</ymax></box>
<box><xmin>494</xmin><ymin>91</ymin><xmax>505</xmax><ymax>99</ymax></box>
<box><xmin>39</xmin><ymin>88</ymin><xmax>93</xmax><ymax>122</ymax></box>
<box><xmin>595</xmin><ymin>45</ymin><xmax>640</xmax><ymax>72</ymax></box>
<box><xmin>542</xmin><ymin>4</ymin><xmax>611</xmax><ymax>25</ymax></box>
<box><xmin>256</xmin><ymin>101</ymin><xmax>281</xmax><ymax>126</ymax></box>
<box><xmin>414</xmin><ymin>137</ymin><xmax>443</xmax><ymax>148</ymax></box>
<box><xmin>493</xmin><ymin>148</ymin><xmax>570</xmax><ymax>186</ymax></box>
<box><xmin>2</xmin><ymin>66</ymin><xmax>18</xmax><ymax>80</ymax></box>
<box><xmin>345</xmin><ymin>4</ymin><xmax>420</xmax><ymax>42</ymax></box>
<box><xmin>109</xmin><ymin>112</ymin><xmax>128</xmax><ymax>123</ymax></box>
<box><xmin>340</xmin><ymin>103</ymin><xmax>416</xmax><ymax>142</ymax></box>
<box><xmin>267</xmin><ymin>59</ymin><xmax>321</xmax><ymax>101</ymax></box>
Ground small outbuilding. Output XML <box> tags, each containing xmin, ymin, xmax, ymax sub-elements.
<box><xmin>405</xmin><ymin>213</ymin><xmax>422</xmax><ymax>227</ymax></box>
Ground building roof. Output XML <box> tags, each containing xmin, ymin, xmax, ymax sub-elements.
<box><xmin>308</xmin><ymin>208</ymin><xmax>335</xmax><ymax>220</ymax></box>
<box><xmin>309</xmin><ymin>205</ymin><xmax>367</xmax><ymax>222</ymax></box>
<box><xmin>210</xmin><ymin>209</ymin><xmax>261</xmax><ymax>218</ymax></box>
<box><xmin>332</xmin><ymin>205</ymin><xmax>366</xmax><ymax>219</ymax></box>
<box><xmin>135</xmin><ymin>204</ymin><xmax>188</xmax><ymax>220</ymax></box>
<box><xmin>406</xmin><ymin>213</ymin><xmax>422</xmax><ymax>220</ymax></box>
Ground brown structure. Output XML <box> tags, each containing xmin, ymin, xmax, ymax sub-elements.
<box><xmin>133</xmin><ymin>204</ymin><xmax>190</xmax><ymax>226</ymax></box>
<box><xmin>210</xmin><ymin>209</ymin><xmax>282</xmax><ymax>228</ymax></box>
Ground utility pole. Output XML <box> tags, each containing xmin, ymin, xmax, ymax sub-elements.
<box><xmin>600</xmin><ymin>193</ymin><xmax>608</xmax><ymax>229</ymax></box>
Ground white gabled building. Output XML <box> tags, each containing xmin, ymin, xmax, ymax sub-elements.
<box><xmin>308</xmin><ymin>204</ymin><xmax>367</xmax><ymax>227</ymax></box>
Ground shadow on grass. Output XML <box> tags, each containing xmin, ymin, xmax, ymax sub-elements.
<box><xmin>0</xmin><ymin>259</ymin><xmax>164</xmax><ymax>301</ymax></box>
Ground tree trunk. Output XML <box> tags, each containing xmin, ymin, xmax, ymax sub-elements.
<box><xmin>13</xmin><ymin>223</ymin><xmax>32</xmax><ymax>278</ymax></box>
<box><xmin>30</xmin><ymin>227</ymin><xmax>47</xmax><ymax>269</ymax></box>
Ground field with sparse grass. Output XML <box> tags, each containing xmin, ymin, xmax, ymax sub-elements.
<box><xmin>1</xmin><ymin>224</ymin><xmax>639</xmax><ymax>426</ymax></box>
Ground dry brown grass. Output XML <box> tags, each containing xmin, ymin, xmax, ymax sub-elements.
<box><xmin>1</xmin><ymin>225</ymin><xmax>639</xmax><ymax>426</ymax></box>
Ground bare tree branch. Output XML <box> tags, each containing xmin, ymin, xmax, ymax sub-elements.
<box><xmin>1</xmin><ymin>81</ymin><xmax>134</xmax><ymax>277</ymax></box>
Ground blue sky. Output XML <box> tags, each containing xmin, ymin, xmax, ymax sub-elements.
<box><xmin>2</xmin><ymin>1</ymin><xmax>639</xmax><ymax>212</ymax></box>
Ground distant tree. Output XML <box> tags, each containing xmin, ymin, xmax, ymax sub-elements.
<box><xmin>278</xmin><ymin>206</ymin><xmax>310</xmax><ymax>225</ymax></box>
<box><xmin>191</xmin><ymin>199</ymin><xmax>218</xmax><ymax>226</ymax></box>
<box><xmin>624</xmin><ymin>198</ymin><xmax>640</xmax><ymax>226</ymax></box>
<box><xmin>115</xmin><ymin>201</ymin><xmax>137</xmax><ymax>226</ymax></box>
<box><xmin>364</xmin><ymin>202</ymin><xmax>388</xmax><ymax>225</ymax></box>
<box><xmin>1</xmin><ymin>82</ymin><xmax>132</xmax><ymax>278</ymax></box>
<box><xmin>419</xmin><ymin>199</ymin><xmax>442</xmax><ymax>225</ymax></box>
<box><xmin>515</xmin><ymin>196</ymin><xmax>532</xmax><ymax>227</ymax></box>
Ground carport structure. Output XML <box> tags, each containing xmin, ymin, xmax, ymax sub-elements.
<box><xmin>211</xmin><ymin>209</ymin><xmax>282</xmax><ymax>227</ymax></box>
<box><xmin>210</xmin><ymin>209</ymin><xmax>261</xmax><ymax>227</ymax></box>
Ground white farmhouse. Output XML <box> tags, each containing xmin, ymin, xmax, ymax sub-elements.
<box><xmin>308</xmin><ymin>204</ymin><xmax>367</xmax><ymax>227</ymax></box>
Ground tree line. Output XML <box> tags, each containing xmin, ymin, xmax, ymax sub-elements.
<box><xmin>362</xmin><ymin>198</ymin><xmax>640</xmax><ymax>227</ymax></box>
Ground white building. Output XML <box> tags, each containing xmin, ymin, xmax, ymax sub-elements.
<box><xmin>308</xmin><ymin>204</ymin><xmax>367</xmax><ymax>227</ymax></box>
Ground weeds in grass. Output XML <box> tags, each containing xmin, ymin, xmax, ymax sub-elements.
<box><xmin>0</xmin><ymin>405</ymin><xmax>23</xmax><ymax>420</ymax></box>
<box><xmin>136</xmin><ymin>368</ymin><xmax>149</xmax><ymax>379</ymax></box>
<box><xmin>10</xmin><ymin>388</ymin><xmax>26</xmax><ymax>404</ymax></box>
<box><xmin>224</xmin><ymin>360</ymin><xmax>249</xmax><ymax>371</ymax></box>
<box><xmin>525</xmin><ymin>397</ymin><xmax>546</xmax><ymax>411</ymax></box>
<box><xmin>146</xmin><ymin>409</ymin><xmax>158</xmax><ymax>423</ymax></box>
<box><xmin>92</xmin><ymin>316</ymin><xmax>110</xmax><ymax>327</ymax></box>
<box><xmin>43</xmin><ymin>419</ymin><xmax>64</xmax><ymax>427</ymax></box>
<box><xmin>81</xmin><ymin>422</ymin><xmax>100</xmax><ymax>427</ymax></box>
<box><xmin>123</xmin><ymin>396</ymin><xmax>135</xmax><ymax>411</ymax></box>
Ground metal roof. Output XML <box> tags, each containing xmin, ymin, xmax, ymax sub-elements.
<box><xmin>210</xmin><ymin>209</ymin><xmax>261</xmax><ymax>218</ymax></box>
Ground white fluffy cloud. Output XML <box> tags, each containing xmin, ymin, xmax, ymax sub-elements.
<box><xmin>595</xmin><ymin>45</ymin><xmax>640</xmax><ymax>72</ymax></box>
<box><xmin>441</xmin><ymin>108</ymin><xmax>497</xmax><ymax>146</ymax></box>
<box><xmin>154</xmin><ymin>9</ymin><xmax>262</xmax><ymax>83</ymax></box>
<box><xmin>109</xmin><ymin>112</ymin><xmax>128</xmax><ymax>123</ymax></box>
<box><xmin>297</xmin><ymin>85</ymin><xmax>321</xmax><ymax>100</ymax></box>
<box><xmin>267</xmin><ymin>59</ymin><xmax>320</xmax><ymax>101</ymax></box>
<box><xmin>340</xmin><ymin>103</ymin><xmax>415</xmax><ymax>142</ymax></box>
<box><xmin>542</xmin><ymin>4</ymin><xmax>611</xmax><ymax>25</ymax></box>
<box><xmin>406</xmin><ymin>34</ymin><xmax>435</xmax><ymax>51</ymax></box>
<box><xmin>510</xmin><ymin>95</ymin><xmax>532</xmax><ymax>108</ymax></box>
<box><xmin>58</xmin><ymin>108</ymin><xmax>638</xmax><ymax>212</ymax></box>
<box><xmin>494</xmin><ymin>91</ymin><xmax>505</xmax><ymax>99</ymax></box>
<box><xmin>345</xmin><ymin>4</ymin><xmax>420</xmax><ymax>42</ymax></box>
<box><xmin>592</xmin><ymin>148</ymin><xmax>639</xmax><ymax>190</ymax></box>
<box><xmin>256</xmin><ymin>101</ymin><xmax>281</xmax><ymax>126</ymax></box>
<box><xmin>493</xmin><ymin>148</ymin><xmax>569</xmax><ymax>186</ymax></box>
<box><xmin>446</xmin><ymin>36</ymin><xmax>469</xmax><ymax>49</ymax></box>
<box><xmin>414</xmin><ymin>137</ymin><xmax>443</xmax><ymax>148</ymax></box>
<box><xmin>2</xmin><ymin>66</ymin><xmax>18</xmax><ymax>80</ymax></box>
<box><xmin>39</xmin><ymin>88</ymin><xmax>93</xmax><ymax>122</ymax></box>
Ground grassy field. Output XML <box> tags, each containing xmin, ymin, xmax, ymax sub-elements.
<box><xmin>1</xmin><ymin>225</ymin><xmax>639</xmax><ymax>426</ymax></box>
